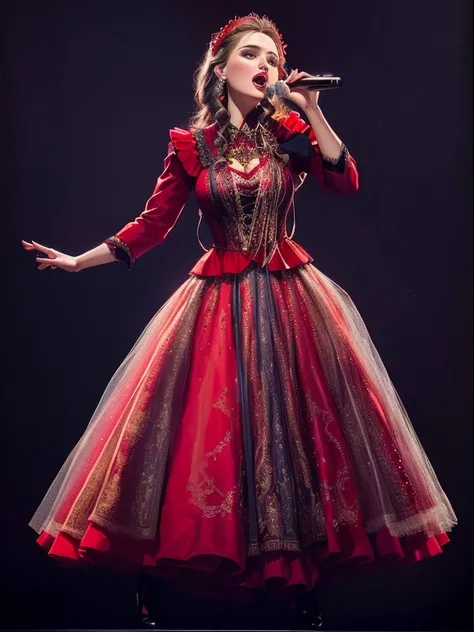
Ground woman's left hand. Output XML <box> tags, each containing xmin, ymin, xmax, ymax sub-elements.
<box><xmin>280</xmin><ymin>69</ymin><xmax>320</xmax><ymax>111</ymax></box>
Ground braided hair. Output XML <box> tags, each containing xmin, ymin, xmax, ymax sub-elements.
<box><xmin>189</xmin><ymin>16</ymin><xmax>291</xmax><ymax>166</ymax></box>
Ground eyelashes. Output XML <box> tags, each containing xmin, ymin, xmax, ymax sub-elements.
<box><xmin>242</xmin><ymin>51</ymin><xmax>278</xmax><ymax>67</ymax></box>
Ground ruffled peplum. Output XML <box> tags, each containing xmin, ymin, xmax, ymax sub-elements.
<box><xmin>189</xmin><ymin>237</ymin><xmax>313</xmax><ymax>276</ymax></box>
<box><xmin>168</xmin><ymin>125</ymin><xmax>315</xmax><ymax>277</ymax></box>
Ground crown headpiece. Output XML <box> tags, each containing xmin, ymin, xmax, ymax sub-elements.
<box><xmin>210</xmin><ymin>13</ymin><xmax>287</xmax><ymax>60</ymax></box>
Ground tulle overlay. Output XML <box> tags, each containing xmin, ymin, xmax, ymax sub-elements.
<box><xmin>30</xmin><ymin>262</ymin><xmax>456</xmax><ymax>596</ymax></box>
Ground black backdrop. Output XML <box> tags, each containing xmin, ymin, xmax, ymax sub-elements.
<box><xmin>2</xmin><ymin>0</ymin><xmax>472</xmax><ymax>629</ymax></box>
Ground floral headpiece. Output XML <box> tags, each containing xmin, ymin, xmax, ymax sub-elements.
<box><xmin>210</xmin><ymin>13</ymin><xmax>288</xmax><ymax>62</ymax></box>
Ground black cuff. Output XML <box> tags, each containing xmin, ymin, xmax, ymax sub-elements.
<box><xmin>104</xmin><ymin>236</ymin><xmax>135</xmax><ymax>270</ymax></box>
<box><xmin>320</xmin><ymin>144</ymin><xmax>348</xmax><ymax>174</ymax></box>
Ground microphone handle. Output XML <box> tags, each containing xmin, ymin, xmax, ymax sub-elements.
<box><xmin>286</xmin><ymin>76</ymin><xmax>343</xmax><ymax>91</ymax></box>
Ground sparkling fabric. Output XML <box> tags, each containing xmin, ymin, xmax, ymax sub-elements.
<box><xmin>31</xmin><ymin>109</ymin><xmax>456</xmax><ymax>598</ymax></box>
<box><xmin>104</xmin><ymin>113</ymin><xmax>358</xmax><ymax>276</ymax></box>
<box><xmin>31</xmin><ymin>262</ymin><xmax>457</xmax><ymax>595</ymax></box>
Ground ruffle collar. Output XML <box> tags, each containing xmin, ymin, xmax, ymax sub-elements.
<box><xmin>169</xmin><ymin>109</ymin><xmax>316</xmax><ymax>177</ymax></box>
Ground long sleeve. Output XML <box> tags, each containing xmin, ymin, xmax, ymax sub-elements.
<box><xmin>290</xmin><ymin>140</ymin><xmax>359</xmax><ymax>195</ymax></box>
<box><xmin>276</xmin><ymin>112</ymin><xmax>359</xmax><ymax>195</ymax></box>
<box><xmin>105</xmin><ymin>144</ymin><xmax>195</xmax><ymax>269</ymax></box>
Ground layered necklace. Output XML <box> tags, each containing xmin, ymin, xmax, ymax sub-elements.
<box><xmin>224</xmin><ymin>121</ymin><xmax>278</xmax><ymax>170</ymax></box>
<box><xmin>216</xmin><ymin>119</ymin><xmax>285</xmax><ymax>264</ymax></box>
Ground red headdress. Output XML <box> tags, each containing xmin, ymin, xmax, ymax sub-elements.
<box><xmin>210</xmin><ymin>13</ymin><xmax>288</xmax><ymax>75</ymax></box>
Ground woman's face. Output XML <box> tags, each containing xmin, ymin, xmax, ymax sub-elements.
<box><xmin>219</xmin><ymin>31</ymin><xmax>280</xmax><ymax>103</ymax></box>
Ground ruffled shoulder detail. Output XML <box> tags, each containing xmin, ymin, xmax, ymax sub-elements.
<box><xmin>275</xmin><ymin>111</ymin><xmax>317</xmax><ymax>144</ymax></box>
<box><xmin>169</xmin><ymin>127</ymin><xmax>201</xmax><ymax>177</ymax></box>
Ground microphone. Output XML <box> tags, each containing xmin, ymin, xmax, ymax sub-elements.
<box><xmin>265</xmin><ymin>75</ymin><xmax>343</xmax><ymax>99</ymax></box>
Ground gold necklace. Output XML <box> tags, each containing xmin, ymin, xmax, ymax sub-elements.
<box><xmin>224</xmin><ymin>122</ymin><xmax>277</xmax><ymax>169</ymax></box>
<box><xmin>225</xmin><ymin>124</ymin><xmax>260</xmax><ymax>169</ymax></box>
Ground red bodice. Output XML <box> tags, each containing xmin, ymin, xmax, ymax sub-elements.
<box><xmin>106</xmin><ymin>110</ymin><xmax>360</xmax><ymax>275</ymax></box>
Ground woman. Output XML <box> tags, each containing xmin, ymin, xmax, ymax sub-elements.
<box><xmin>23</xmin><ymin>13</ymin><xmax>457</xmax><ymax>630</ymax></box>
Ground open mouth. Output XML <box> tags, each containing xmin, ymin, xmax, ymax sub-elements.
<box><xmin>252</xmin><ymin>73</ymin><xmax>268</xmax><ymax>90</ymax></box>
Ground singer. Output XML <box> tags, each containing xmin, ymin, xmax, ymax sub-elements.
<box><xmin>23</xmin><ymin>13</ymin><xmax>457</xmax><ymax>630</ymax></box>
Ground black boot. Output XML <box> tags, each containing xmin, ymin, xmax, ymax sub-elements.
<box><xmin>136</xmin><ymin>573</ymin><xmax>157</xmax><ymax>629</ymax></box>
<box><xmin>295</xmin><ymin>587</ymin><xmax>324</xmax><ymax>630</ymax></box>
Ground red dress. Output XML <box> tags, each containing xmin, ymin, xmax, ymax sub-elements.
<box><xmin>30</xmin><ymin>108</ymin><xmax>457</xmax><ymax>600</ymax></box>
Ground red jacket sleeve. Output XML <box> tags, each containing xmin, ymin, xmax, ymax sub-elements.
<box><xmin>290</xmin><ymin>142</ymin><xmax>360</xmax><ymax>195</ymax></box>
<box><xmin>276</xmin><ymin>111</ymin><xmax>360</xmax><ymax>195</ymax></box>
<box><xmin>105</xmin><ymin>143</ymin><xmax>194</xmax><ymax>269</ymax></box>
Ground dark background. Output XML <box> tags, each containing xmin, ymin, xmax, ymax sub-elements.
<box><xmin>2</xmin><ymin>0</ymin><xmax>472</xmax><ymax>629</ymax></box>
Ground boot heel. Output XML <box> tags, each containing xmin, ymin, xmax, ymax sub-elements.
<box><xmin>136</xmin><ymin>574</ymin><xmax>157</xmax><ymax>629</ymax></box>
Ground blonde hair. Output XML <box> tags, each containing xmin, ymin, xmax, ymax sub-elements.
<box><xmin>189</xmin><ymin>16</ymin><xmax>290</xmax><ymax>162</ymax></box>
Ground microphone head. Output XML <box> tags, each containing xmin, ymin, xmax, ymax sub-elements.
<box><xmin>265</xmin><ymin>83</ymin><xmax>276</xmax><ymax>99</ymax></box>
<box><xmin>265</xmin><ymin>80</ymin><xmax>287</xmax><ymax>100</ymax></box>
<box><xmin>274</xmin><ymin>80</ymin><xmax>287</xmax><ymax>98</ymax></box>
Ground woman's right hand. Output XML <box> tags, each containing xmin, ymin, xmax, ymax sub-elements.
<box><xmin>21</xmin><ymin>240</ymin><xmax>80</xmax><ymax>272</ymax></box>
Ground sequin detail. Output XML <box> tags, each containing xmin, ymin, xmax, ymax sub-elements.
<box><xmin>187</xmin><ymin>430</ymin><xmax>237</xmax><ymax>518</ymax></box>
<box><xmin>105</xmin><ymin>235</ymin><xmax>135</xmax><ymax>270</ymax></box>
<box><xmin>193</xmin><ymin>128</ymin><xmax>214</xmax><ymax>168</ymax></box>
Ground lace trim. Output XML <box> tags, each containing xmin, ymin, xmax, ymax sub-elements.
<box><xmin>193</xmin><ymin>128</ymin><xmax>214</xmax><ymax>168</ymax></box>
<box><xmin>320</xmin><ymin>143</ymin><xmax>348</xmax><ymax>171</ymax></box>
<box><xmin>104</xmin><ymin>236</ymin><xmax>135</xmax><ymax>270</ymax></box>
<box><xmin>363</xmin><ymin>505</ymin><xmax>457</xmax><ymax>539</ymax></box>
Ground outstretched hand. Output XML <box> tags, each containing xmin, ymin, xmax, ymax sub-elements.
<box><xmin>21</xmin><ymin>240</ymin><xmax>79</xmax><ymax>272</ymax></box>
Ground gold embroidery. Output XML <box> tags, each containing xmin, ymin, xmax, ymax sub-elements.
<box><xmin>293</xmin><ymin>265</ymin><xmax>457</xmax><ymax>538</ymax></box>
<box><xmin>225</xmin><ymin>122</ymin><xmax>278</xmax><ymax>170</ymax></box>
<box><xmin>212</xmin><ymin>149</ymin><xmax>288</xmax><ymax>265</ymax></box>
<box><xmin>193</xmin><ymin>128</ymin><xmax>213</xmax><ymax>168</ymax></box>
<box><xmin>218</xmin><ymin>307</ymin><xmax>227</xmax><ymax>357</ymax></box>
<box><xmin>265</xmin><ymin>271</ymin><xmax>327</xmax><ymax>543</ymax></box>
<box><xmin>187</xmin><ymin>430</ymin><xmax>237</xmax><ymax>518</ymax></box>
<box><xmin>56</xmin><ymin>277</ymin><xmax>207</xmax><ymax>540</ymax></box>
<box><xmin>202</xmin><ymin>281</ymin><xmax>219</xmax><ymax>332</ymax></box>
<box><xmin>308</xmin><ymin>400</ymin><xmax>359</xmax><ymax>528</ymax></box>
<box><xmin>105</xmin><ymin>235</ymin><xmax>136</xmax><ymax>268</ymax></box>
<box><xmin>211</xmin><ymin>386</ymin><xmax>231</xmax><ymax>418</ymax></box>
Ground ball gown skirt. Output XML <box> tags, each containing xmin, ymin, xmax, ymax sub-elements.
<box><xmin>30</xmin><ymin>261</ymin><xmax>457</xmax><ymax>600</ymax></box>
